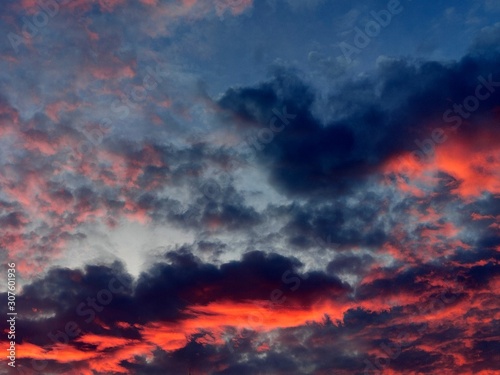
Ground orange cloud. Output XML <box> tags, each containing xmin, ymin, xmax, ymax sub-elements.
<box><xmin>384</xmin><ymin>123</ymin><xmax>500</xmax><ymax>200</ymax></box>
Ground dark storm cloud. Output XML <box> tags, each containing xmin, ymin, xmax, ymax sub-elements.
<box><xmin>2</xmin><ymin>249</ymin><xmax>353</xmax><ymax>374</ymax></box>
<box><xmin>4</xmin><ymin>241</ymin><xmax>500</xmax><ymax>374</ymax></box>
<box><xmin>2</xmin><ymin>250</ymin><xmax>347</xmax><ymax>340</ymax></box>
<box><xmin>217</xmin><ymin>42</ymin><xmax>500</xmax><ymax>197</ymax></box>
<box><xmin>139</xmin><ymin>249</ymin><xmax>349</xmax><ymax>309</ymax></box>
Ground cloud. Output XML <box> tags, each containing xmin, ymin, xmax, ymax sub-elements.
<box><xmin>217</xmin><ymin>46</ymin><xmax>500</xmax><ymax>199</ymax></box>
<box><xmin>2</xmin><ymin>245</ymin><xmax>499</xmax><ymax>374</ymax></box>
<box><xmin>0</xmin><ymin>2</ymin><xmax>499</xmax><ymax>374</ymax></box>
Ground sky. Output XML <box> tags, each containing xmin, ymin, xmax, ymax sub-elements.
<box><xmin>0</xmin><ymin>0</ymin><xmax>499</xmax><ymax>374</ymax></box>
